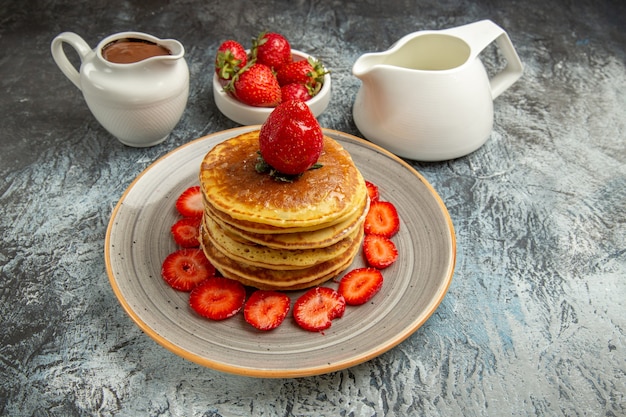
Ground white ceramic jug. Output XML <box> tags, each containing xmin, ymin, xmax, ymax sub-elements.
<box><xmin>352</xmin><ymin>20</ymin><xmax>523</xmax><ymax>161</ymax></box>
<box><xmin>51</xmin><ymin>31</ymin><xmax>189</xmax><ymax>147</ymax></box>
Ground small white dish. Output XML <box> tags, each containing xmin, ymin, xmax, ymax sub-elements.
<box><xmin>213</xmin><ymin>50</ymin><xmax>331</xmax><ymax>125</ymax></box>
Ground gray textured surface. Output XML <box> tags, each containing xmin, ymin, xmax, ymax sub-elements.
<box><xmin>1</xmin><ymin>0</ymin><xmax>625</xmax><ymax>415</ymax></box>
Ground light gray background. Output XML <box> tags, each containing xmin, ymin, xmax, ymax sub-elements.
<box><xmin>1</xmin><ymin>0</ymin><xmax>624</xmax><ymax>415</ymax></box>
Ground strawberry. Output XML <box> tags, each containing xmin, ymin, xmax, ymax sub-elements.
<box><xmin>171</xmin><ymin>217</ymin><xmax>201</xmax><ymax>248</ymax></box>
<box><xmin>363</xmin><ymin>234</ymin><xmax>398</xmax><ymax>269</ymax></box>
<box><xmin>251</xmin><ymin>32</ymin><xmax>292</xmax><ymax>70</ymax></box>
<box><xmin>280</xmin><ymin>83</ymin><xmax>313</xmax><ymax>102</ymax></box>
<box><xmin>293</xmin><ymin>287</ymin><xmax>346</xmax><ymax>332</ymax></box>
<box><xmin>365</xmin><ymin>180</ymin><xmax>379</xmax><ymax>203</ymax></box>
<box><xmin>364</xmin><ymin>201</ymin><xmax>400</xmax><ymax>238</ymax></box>
<box><xmin>244</xmin><ymin>290</ymin><xmax>291</xmax><ymax>331</ymax></box>
<box><xmin>215</xmin><ymin>40</ymin><xmax>248</xmax><ymax>81</ymax></box>
<box><xmin>276</xmin><ymin>58</ymin><xmax>327</xmax><ymax>91</ymax></box>
<box><xmin>338</xmin><ymin>267</ymin><xmax>384</xmax><ymax>305</ymax></box>
<box><xmin>226</xmin><ymin>63</ymin><xmax>281</xmax><ymax>107</ymax></box>
<box><xmin>189</xmin><ymin>276</ymin><xmax>246</xmax><ymax>320</ymax></box>
<box><xmin>258</xmin><ymin>100</ymin><xmax>324</xmax><ymax>175</ymax></box>
<box><xmin>161</xmin><ymin>248</ymin><xmax>216</xmax><ymax>291</ymax></box>
<box><xmin>175</xmin><ymin>186</ymin><xmax>203</xmax><ymax>218</ymax></box>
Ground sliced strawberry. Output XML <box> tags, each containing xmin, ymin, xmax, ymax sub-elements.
<box><xmin>175</xmin><ymin>186</ymin><xmax>203</xmax><ymax>218</ymax></box>
<box><xmin>363</xmin><ymin>234</ymin><xmax>398</xmax><ymax>269</ymax></box>
<box><xmin>171</xmin><ymin>217</ymin><xmax>201</xmax><ymax>248</ymax></box>
<box><xmin>338</xmin><ymin>267</ymin><xmax>384</xmax><ymax>305</ymax></box>
<box><xmin>189</xmin><ymin>277</ymin><xmax>246</xmax><ymax>320</ymax></box>
<box><xmin>365</xmin><ymin>180</ymin><xmax>379</xmax><ymax>203</ymax></box>
<box><xmin>244</xmin><ymin>290</ymin><xmax>291</xmax><ymax>331</ymax></box>
<box><xmin>293</xmin><ymin>287</ymin><xmax>346</xmax><ymax>332</ymax></box>
<box><xmin>161</xmin><ymin>248</ymin><xmax>216</xmax><ymax>291</ymax></box>
<box><xmin>364</xmin><ymin>201</ymin><xmax>400</xmax><ymax>238</ymax></box>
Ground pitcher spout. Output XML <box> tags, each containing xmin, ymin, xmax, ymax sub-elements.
<box><xmin>352</xmin><ymin>52</ymin><xmax>388</xmax><ymax>79</ymax></box>
<box><xmin>158</xmin><ymin>38</ymin><xmax>185</xmax><ymax>61</ymax></box>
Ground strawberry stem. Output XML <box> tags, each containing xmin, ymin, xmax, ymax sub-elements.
<box><xmin>255</xmin><ymin>152</ymin><xmax>323</xmax><ymax>183</ymax></box>
<box><xmin>249</xmin><ymin>31</ymin><xmax>269</xmax><ymax>61</ymax></box>
<box><xmin>223</xmin><ymin>58</ymin><xmax>257</xmax><ymax>93</ymax></box>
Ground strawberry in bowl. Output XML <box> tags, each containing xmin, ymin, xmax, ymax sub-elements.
<box><xmin>212</xmin><ymin>32</ymin><xmax>331</xmax><ymax>125</ymax></box>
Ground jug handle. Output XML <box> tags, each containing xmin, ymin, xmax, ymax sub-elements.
<box><xmin>443</xmin><ymin>20</ymin><xmax>524</xmax><ymax>99</ymax></box>
<box><xmin>51</xmin><ymin>32</ymin><xmax>93</xmax><ymax>90</ymax></box>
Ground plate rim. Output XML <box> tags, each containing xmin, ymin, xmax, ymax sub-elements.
<box><xmin>104</xmin><ymin>126</ymin><xmax>456</xmax><ymax>378</ymax></box>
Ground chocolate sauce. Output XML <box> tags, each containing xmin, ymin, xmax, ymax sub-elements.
<box><xmin>102</xmin><ymin>38</ymin><xmax>171</xmax><ymax>64</ymax></box>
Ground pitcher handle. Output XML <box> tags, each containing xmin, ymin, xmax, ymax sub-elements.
<box><xmin>51</xmin><ymin>32</ymin><xmax>93</xmax><ymax>90</ymax></box>
<box><xmin>443</xmin><ymin>20</ymin><xmax>523</xmax><ymax>99</ymax></box>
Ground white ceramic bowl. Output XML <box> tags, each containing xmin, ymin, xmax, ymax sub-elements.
<box><xmin>213</xmin><ymin>49</ymin><xmax>331</xmax><ymax>125</ymax></box>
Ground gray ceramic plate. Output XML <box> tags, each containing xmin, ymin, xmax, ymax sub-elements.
<box><xmin>105</xmin><ymin>126</ymin><xmax>456</xmax><ymax>378</ymax></box>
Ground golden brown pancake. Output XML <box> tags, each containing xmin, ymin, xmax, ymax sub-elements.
<box><xmin>202</xmin><ymin>214</ymin><xmax>362</xmax><ymax>270</ymax></box>
<box><xmin>202</xmin><ymin>195</ymin><xmax>366</xmax><ymax>235</ymax></box>
<box><xmin>197</xmin><ymin>130</ymin><xmax>368</xmax><ymax>290</ymax></box>
<box><xmin>200</xmin><ymin>226</ymin><xmax>364</xmax><ymax>291</ymax></box>
<box><xmin>199</xmin><ymin>131</ymin><xmax>367</xmax><ymax>229</ymax></box>
<box><xmin>205</xmin><ymin>194</ymin><xmax>369</xmax><ymax>249</ymax></box>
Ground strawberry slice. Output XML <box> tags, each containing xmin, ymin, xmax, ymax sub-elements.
<box><xmin>161</xmin><ymin>248</ymin><xmax>216</xmax><ymax>291</ymax></box>
<box><xmin>365</xmin><ymin>180</ymin><xmax>379</xmax><ymax>203</ymax></box>
<box><xmin>364</xmin><ymin>201</ymin><xmax>400</xmax><ymax>238</ymax></box>
<box><xmin>171</xmin><ymin>217</ymin><xmax>201</xmax><ymax>248</ymax></box>
<box><xmin>338</xmin><ymin>267</ymin><xmax>384</xmax><ymax>305</ymax></box>
<box><xmin>363</xmin><ymin>234</ymin><xmax>398</xmax><ymax>269</ymax></box>
<box><xmin>189</xmin><ymin>277</ymin><xmax>246</xmax><ymax>320</ymax></box>
<box><xmin>175</xmin><ymin>186</ymin><xmax>203</xmax><ymax>218</ymax></box>
<box><xmin>244</xmin><ymin>290</ymin><xmax>291</xmax><ymax>331</ymax></box>
<box><xmin>293</xmin><ymin>287</ymin><xmax>346</xmax><ymax>332</ymax></box>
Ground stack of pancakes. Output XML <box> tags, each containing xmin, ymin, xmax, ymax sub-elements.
<box><xmin>198</xmin><ymin>130</ymin><xmax>368</xmax><ymax>290</ymax></box>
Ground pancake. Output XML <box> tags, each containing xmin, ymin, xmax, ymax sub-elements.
<box><xmin>206</xmin><ymin>194</ymin><xmax>369</xmax><ymax>250</ymax></box>
<box><xmin>203</xmin><ymin>194</ymin><xmax>365</xmax><ymax>235</ymax></box>
<box><xmin>197</xmin><ymin>129</ymin><xmax>368</xmax><ymax>290</ymax></box>
<box><xmin>200</xmin><ymin>226</ymin><xmax>364</xmax><ymax>291</ymax></box>
<box><xmin>199</xmin><ymin>131</ymin><xmax>367</xmax><ymax>229</ymax></box>
<box><xmin>202</xmin><ymin>214</ymin><xmax>363</xmax><ymax>270</ymax></box>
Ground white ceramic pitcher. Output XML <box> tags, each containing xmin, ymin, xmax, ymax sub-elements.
<box><xmin>352</xmin><ymin>20</ymin><xmax>523</xmax><ymax>161</ymax></box>
<box><xmin>51</xmin><ymin>31</ymin><xmax>189</xmax><ymax>147</ymax></box>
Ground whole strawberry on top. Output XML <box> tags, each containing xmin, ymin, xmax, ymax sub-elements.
<box><xmin>258</xmin><ymin>100</ymin><xmax>324</xmax><ymax>176</ymax></box>
<box><xmin>252</xmin><ymin>32</ymin><xmax>292</xmax><ymax>70</ymax></box>
<box><xmin>225</xmin><ymin>63</ymin><xmax>281</xmax><ymax>107</ymax></box>
<box><xmin>215</xmin><ymin>39</ymin><xmax>247</xmax><ymax>81</ymax></box>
